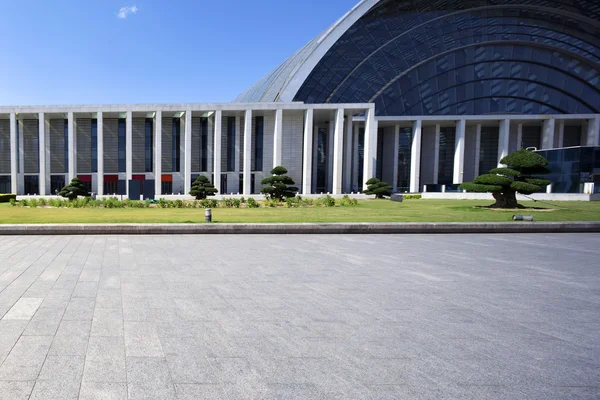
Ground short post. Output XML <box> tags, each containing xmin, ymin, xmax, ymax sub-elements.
<box><xmin>512</xmin><ymin>215</ymin><xmax>534</xmax><ymax>221</ymax></box>
<box><xmin>205</xmin><ymin>208</ymin><xmax>212</xmax><ymax>223</ymax></box>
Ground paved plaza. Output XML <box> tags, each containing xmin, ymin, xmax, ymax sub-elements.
<box><xmin>0</xmin><ymin>233</ymin><xmax>598</xmax><ymax>399</ymax></box>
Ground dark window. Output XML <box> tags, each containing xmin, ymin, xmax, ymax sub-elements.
<box><xmin>251</xmin><ymin>173</ymin><xmax>255</xmax><ymax>194</ymax></box>
<box><xmin>479</xmin><ymin>127</ymin><xmax>499</xmax><ymax>174</ymax></box>
<box><xmin>0</xmin><ymin>176</ymin><xmax>10</xmax><ymax>194</ymax></box>
<box><xmin>521</xmin><ymin>126</ymin><xmax>541</xmax><ymax>149</ymax></box>
<box><xmin>227</xmin><ymin>117</ymin><xmax>236</xmax><ymax>171</ymax></box>
<box><xmin>316</xmin><ymin>127</ymin><xmax>328</xmax><ymax>193</ymax></box>
<box><xmin>162</xmin><ymin>181</ymin><xmax>173</xmax><ymax>194</ymax></box>
<box><xmin>104</xmin><ymin>180</ymin><xmax>118</xmax><ymax>195</ymax></box>
<box><xmin>145</xmin><ymin>119</ymin><xmax>153</xmax><ymax>172</ymax></box>
<box><xmin>438</xmin><ymin>127</ymin><xmax>455</xmax><ymax>185</ymax></box>
<box><xmin>397</xmin><ymin>128</ymin><xmax>412</xmax><ymax>192</ymax></box>
<box><xmin>254</xmin><ymin>116</ymin><xmax>264</xmax><ymax>171</ymax></box>
<box><xmin>563</xmin><ymin>126</ymin><xmax>581</xmax><ymax>147</ymax></box>
<box><xmin>16</xmin><ymin>122</ymin><xmax>19</xmax><ymax>174</ymax></box>
<box><xmin>220</xmin><ymin>174</ymin><xmax>228</xmax><ymax>193</ymax></box>
<box><xmin>24</xmin><ymin>175</ymin><xmax>39</xmax><ymax>195</ymax></box>
<box><xmin>118</xmin><ymin>119</ymin><xmax>126</xmax><ymax>172</ymax></box>
<box><xmin>91</xmin><ymin>119</ymin><xmax>98</xmax><ymax>173</ymax></box>
<box><xmin>358</xmin><ymin>128</ymin><xmax>364</xmax><ymax>188</ymax></box>
<box><xmin>238</xmin><ymin>173</ymin><xmax>243</xmax><ymax>194</ymax></box>
<box><xmin>64</xmin><ymin>120</ymin><xmax>69</xmax><ymax>172</ymax></box>
<box><xmin>376</xmin><ymin>128</ymin><xmax>384</xmax><ymax>180</ymax></box>
<box><xmin>50</xmin><ymin>175</ymin><xmax>65</xmax><ymax>195</ymax></box>
<box><xmin>172</xmin><ymin>119</ymin><xmax>180</xmax><ymax>173</ymax></box>
<box><xmin>200</xmin><ymin>117</ymin><xmax>208</xmax><ymax>172</ymax></box>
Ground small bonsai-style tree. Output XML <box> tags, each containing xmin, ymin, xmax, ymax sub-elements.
<box><xmin>189</xmin><ymin>175</ymin><xmax>218</xmax><ymax>200</ymax></box>
<box><xmin>261</xmin><ymin>166</ymin><xmax>298</xmax><ymax>201</ymax></box>
<box><xmin>364</xmin><ymin>178</ymin><xmax>393</xmax><ymax>199</ymax></box>
<box><xmin>460</xmin><ymin>149</ymin><xmax>551</xmax><ymax>208</ymax></box>
<box><xmin>59</xmin><ymin>177</ymin><xmax>89</xmax><ymax>201</ymax></box>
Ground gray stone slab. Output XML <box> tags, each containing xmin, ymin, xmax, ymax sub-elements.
<box><xmin>0</xmin><ymin>233</ymin><xmax>598</xmax><ymax>399</ymax></box>
<box><xmin>78</xmin><ymin>382</ymin><xmax>127</xmax><ymax>400</ymax></box>
<box><xmin>49</xmin><ymin>320</ymin><xmax>92</xmax><ymax>356</ymax></box>
<box><xmin>0</xmin><ymin>335</ymin><xmax>53</xmax><ymax>380</ymax></box>
<box><xmin>2</xmin><ymin>297</ymin><xmax>43</xmax><ymax>320</ymax></box>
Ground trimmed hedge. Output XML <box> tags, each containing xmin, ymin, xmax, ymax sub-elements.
<box><xmin>0</xmin><ymin>194</ymin><xmax>16</xmax><ymax>203</ymax></box>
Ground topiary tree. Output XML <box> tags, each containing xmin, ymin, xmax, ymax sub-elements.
<box><xmin>364</xmin><ymin>178</ymin><xmax>393</xmax><ymax>199</ymax></box>
<box><xmin>189</xmin><ymin>175</ymin><xmax>218</xmax><ymax>200</ymax></box>
<box><xmin>59</xmin><ymin>177</ymin><xmax>89</xmax><ymax>201</ymax></box>
<box><xmin>261</xmin><ymin>166</ymin><xmax>298</xmax><ymax>201</ymax></box>
<box><xmin>460</xmin><ymin>149</ymin><xmax>551</xmax><ymax>208</ymax></box>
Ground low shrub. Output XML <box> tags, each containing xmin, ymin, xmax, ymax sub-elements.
<box><xmin>403</xmin><ymin>194</ymin><xmax>422</xmax><ymax>200</ymax></box>
<box><xmin>9</xmin><ymin>198</ymin><xmax>17</xmax><ymax>206</ymax></box>
<box><xmin>0</xmin><ymin>194</ymin><xmax>17</xmax><ymax>203</ymax></box>
<box><xmin>246</xmin><ymin>198</ymin><xmax>259</xmax><ymax>208</ymax></box>
<box><xmin>233</xmin><ymin>199</ymin><xmax>241</xmax><ymax>208</ymax></box>
<box><xmin>315</xmin><ymin>195</ymin><xmax>336</xmax><ymax>207</ymax></box>
<box><xmin>338</xmin><ymin>195</ymin><xmax>358</xmax><ymax>206</ymax></box>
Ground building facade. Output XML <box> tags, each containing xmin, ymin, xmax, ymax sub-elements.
<box><xmin>1</xmin><ymin>0</ymin><xmax>599</xmax><ymax>197</ymax></box>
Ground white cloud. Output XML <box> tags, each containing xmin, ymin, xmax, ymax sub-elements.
<box><xmin>117</xmin><ymin>5</ymin><xmax>139</xmax><ymax>19</ymax></box>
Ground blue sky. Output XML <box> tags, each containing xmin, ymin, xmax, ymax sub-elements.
<box><xmin>0</xmin><ymin>0</ymin><xmax>357</xmax><ymax>106</ymax></box>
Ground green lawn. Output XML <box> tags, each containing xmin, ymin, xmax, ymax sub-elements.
<box><xmin>1</xmin><ymin>199</ymin><xmax>599</xmax><ymax>224</ymax></box>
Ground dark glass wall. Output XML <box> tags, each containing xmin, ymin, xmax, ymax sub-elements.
<box><xmin>0</xmin><ymin>176</ymin><xmax>10</xmax><ymax>194</ymax></box>
<box><xmin>521</xmin><ymin>126</ymin><xmax>541</xmax><ymax>149</ymax></box>
<box><xmin>536</xmin><ymin>146</ymin><xmax>600</xmax><ymax>193</ymax></box>
<box><xmin>479</xmin><ymin>127</ymin><xmax>499</xmax><ymax>174</ymax></box>
<box><xmin>91</xmin><ymin>119</ymin><xmax>98</xmax><ymax>173</ymax></box>
<box><xmin>316</xmin><ymin>127</ymin><xmax>328</xmax><ymax>193</ymax></box>
<box><xmin>397</xmin><ymin>127</ymin><xmax>412</xmax><ymax>191</ymax></box>
<box><xmin>438</xmin><ymin>127</ymin><xmax>455</xmax><ymax>184</ymax></box>
<box><xmin>292</xmin><ymin>0</ymin><xmax>600</xmax><ymax>116</ymax></box>
<box><xmin>145</xmin><ymin>119</ymin><xmax>153</xmax><ymax>173</ymax></box>
<box><xmin>172</xmin><ymin>119</ymin><xmax>180</xmax><ymax>173</ymax></box>
<box><xmin>118</xmin><ymin>119</ymin><xmax>126</xmax><ymax>173</ymax></box>
<box><xmin>227</xmin><ymin>118</ymin><xmax>236</xmax><ymax>171</ymax></box>
<box><xmin>254</xmin><ymin>116</ymin><xmax>264</xmax><ymax>171</ymax></box>
<box><xmin>201</xmin><ymin>117</ymin><xmax>208</xmax><ymax>172</ymax></box>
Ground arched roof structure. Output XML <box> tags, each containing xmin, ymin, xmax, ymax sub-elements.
<box><xmin>235</xmin><ymin>0</ymin><xmax>600</xmax><ymax>116</ymax></box>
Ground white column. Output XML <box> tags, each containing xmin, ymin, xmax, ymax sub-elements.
<box><xmin>362</xmin><ymin>107</ymin><xmax>376</xmax><ymax>190</ymax></box>
<box><xmin>243</xmin><ymin>109</ymin><xmax>252</xmax><ymax>195</ymax></box>
<box><xmin>273</xmin><ymin>108</ymin><xmax>283</xmax><ymax>168</ymax></box>
<box><xmin>474</xmin><ymin>123</ymin><xmax>482</xmax><ymax>177</ymax></box>
<box><xmin>409</xmin><ymin>120</ymin><xmax>422</xmax><ymax>193</ymax></box>
<box><xmin>352</xmin><ymin>126</ymin><xmax>359</xmax><ymax>191</ymax></box>
<box><xmin>68</xmin><ymin>112</ymin><xmax>75</xmax><ymax>182</ymax></box>
<box><xmin>332</xmin><ymin>108</ymin><xmax>344</xmax><ymax>195</ymax></box>
<box><xmin>541</xmin><ymin>118</ymin><xmax>555</xmax><ymax>150</ymax></box>
<box><xmin>97</xmin><ymin>112</ymin><xmax>104</xmax><ymax>196</ymax></box>
<box><xmin>557</xmin><ymin>120</ymin><xmax>565</xmax><ymax>148</ymax></box>
<box><xmin>38</xmin><ymin>113</ymin><xmax>46</xmax><ymax>195</ymax></box>
<box><xmin>126</xmin><ymin>111</ymin><xmax>132</xmax><ymax>193</ymax></box>
<box><xmin>516</xmin><ymin>123</ymin><xmax>523</xmax><ymax>149</ymax></box>
<box><xmin>302</xmin><ymin>109</ymin><xmax>313</xmax><ymax>195</ymax></box>
<box><xmin>343</xmin><ymin>114</ymin><xmax>353</xmax><ymax>193</ymax></box>
<box><xmin>432</xmin><ymin>124</ymin><xmax>440</xmax><ymax>185</ymax></box>
<box><xmin>44</xmin><ymin>117</ymin><xmax>51</xmax><ymax>194</ymax></box>
<box><xmin>498</xmin><ymin>118</ymin><xmax>510</xmax><ymax>166</ymax></box>
<box><xmin>586</xmin><ymin>117</ymin><xmax>600</xmax><ymax>146</ymax></box>
<box><xmin>213</xmin><ymin>110</ymin><xmax>222</xmax><ymax>194</ymax></box>
<box><xmin>327</xmin><ymin>116</ymin><xmax>335</xmax><ymax>192</ymax></box>
<box><xmin>184</xmin><ymin>110</ymin><xmax>192</xmax><ymax>195</ymax></box>
<box><xmin>154</xmin><ymin>111</ymin><xmax>162</xmax><ymax>196</ymax></box>
<box><xmin>18</xmin><ymin>119</ymin><xmax>25</xmax><ymax>194</ymax></box>
<box><xmin>453</xmin><ymin>119</ymin><xmax>466</xmax><ymax>184</ymax></box>
<box><xmin>9</xmin><ymin>113</ymin><xmax>17</xmax><ymax>194</ymax></box>
<box><xmin>392</xmin><ymin>124</ymin><xmax>400</xmax><ymax>192</ymax></box>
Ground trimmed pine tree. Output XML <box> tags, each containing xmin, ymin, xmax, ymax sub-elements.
<box><xmin>261</xmin><ymin>166</ymin><xmax>298</xmax><ymax>201</ymax></box>
<box><xmin>364</xmin><ymin>178</ymin><xmax>393</xmax><ymax>199</ymax></box>
<box><xmin>59</xmin><ymin>178</ymin><xmax>90</xmax><ymax>201</ymax></box>
<box><xmin>189</xmin><ymin>175</ymin><xmax>218</xmax><ymax>200</ymax></box>
<box><xmin>460</xmin><ymin>149</ymin><xmax>551</xmax><ymax>208</ymax></box>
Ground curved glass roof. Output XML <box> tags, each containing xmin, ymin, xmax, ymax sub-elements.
<box><xmin>236</xmin><ymin>0</ymin><xmax>600</xmax><ymax>116</ymax></box>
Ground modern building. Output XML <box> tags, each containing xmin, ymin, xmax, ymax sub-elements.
<box><xmin>1</xmin><ymin>0</ymin><xmax>599</xmax><ymax>198</ymax></box>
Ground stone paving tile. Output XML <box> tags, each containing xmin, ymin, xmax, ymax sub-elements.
<box><xmin>0</xmin><ymin>234</ymin><xmax>597</xmax><ymax>400</ymax></box>
<box><xmin>2</xmin><ymin>298</ymin><xmax>44</xmax><ymax>320</ymax></box>
<box><xmin>0</xmin><ymin>335</ymin><xmax>53</xmax><ymax>381</ymax></box>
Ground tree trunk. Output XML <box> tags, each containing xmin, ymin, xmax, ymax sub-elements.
<box><xmin>491</xmin><ymin>190</ymin><xmax>518</xmax><ymax>208</ymax></box>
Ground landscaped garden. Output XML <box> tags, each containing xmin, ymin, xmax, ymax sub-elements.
<box><xmin>1</xmin><ymin>198</ymin><xmax>599</xmax><ymax>224</ymax></box>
